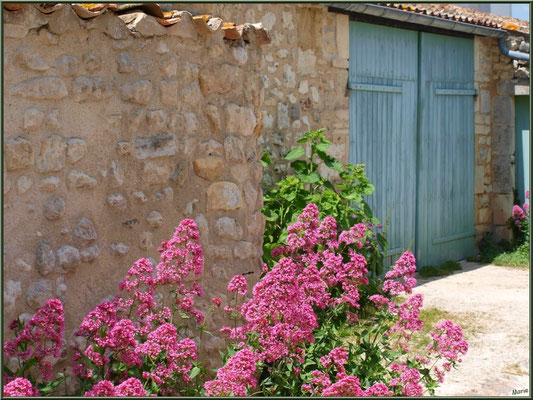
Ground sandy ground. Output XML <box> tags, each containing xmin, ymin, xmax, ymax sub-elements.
<box><xmin>413</xmin><ymin>261</ymin><xmax>530</xmax><ymax>397</ymax></box>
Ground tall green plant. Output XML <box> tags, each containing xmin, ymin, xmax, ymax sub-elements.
<box><xmin>261</xmin><ymin>128</ymin><xmax>387</xmax><ymax>277</ymax></box>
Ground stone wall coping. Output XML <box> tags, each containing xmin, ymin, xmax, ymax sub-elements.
<box><xmin>3</xmin><ymin>3</ymin><xmax>271</xmax><ymax>43</ymax></box>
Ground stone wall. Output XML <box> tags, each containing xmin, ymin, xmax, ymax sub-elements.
<box><xmin>474</xmin><ymin>33</ymin><xmax>530</xmax><ymax>243</ymax></box>
<box><xmin>179</xmin><ymin>3</ymin><xmax>530</xmax><ymax>245</ymax></box>
<box><xmin>3</xmin><ymin>4</ymin><xmax>266</xmax><ymax>363</ymax></box>
<box><xmin>171</xmin><ymin>3</ymin><xmax>351</xmax><ymax>185</ymax></box>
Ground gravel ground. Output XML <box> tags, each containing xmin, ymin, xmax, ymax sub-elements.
<box><xmin>413</xmin><ymin>261</ymin><xmax>530</xmax><ymax>397</ymax></box>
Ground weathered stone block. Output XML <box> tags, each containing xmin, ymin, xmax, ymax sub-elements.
<box><xmin>225</xmin><ymin>104</ymin><xmax>257</xmax><ymax>136</ymax></box>
<box><xmin>146</xmin><ymin>211</ymin><xmax>163</xmax><ymax>229</ymax></box>
<box><xmin>193</xmin><ymin>157</ymin><xmax>224</xmax><ymax>181</ymax></box>
<box><xmin>53</xmin><ymin>55</ymin><xmax>78</xmax><ymax>76</ymax></box>
<box><xmin>142</xmin><ymin>162</ymin><xmax>171</xmax><ymax>186</ymax></box>
<box><xmin>107</xmin><ymin>193</ymin><xmax>128</xmax><ymax>210</ymax></box>
<box><xmin>23</xmin><ymin>108</ymin><xmax>44</xmax><ymax>131</ymax></box>
<box><xmin>10</xmin><ymin>77</ymin><xmax>68</xmax><ymax>100</ymax></box>
<box><xmin>67</xmin><ymin>169</ymin><xmax>97</xmax><ymax>189</ymax></box>
<box><xmin>15</xmin><ymin>45</ymin><xmax>49</xmax><ymax>71</ymax></box>
<box><xmin>161</xmin><ymin>56</ymin><xmax>178</xmax><ymax>78</ymax></box>
<box><xmin>277</xmin><ymin>103</ymin><xmax>289</xmax><ymax>129</ymax></box>
<box><xmin>43</xmin><ymin>197</ymin><xmax>65</xmax><ymax>220</ymax></box>
<box><xmin>57</xmin><ymin>245</ymin><xmax>80</xmax><ymax>273</ymax></box>
<box><xmin>109</xmin><ymin>243</ymin><xmax>129</xmax><ymax>256</ymax></box>
<box><xmin>133</xmin><ymin>134</ymin><xmax>177</xmax><ymax>160</ymax></box>
<box><xmin>26</xmin><ymin>280</ymin><xmax>53</xmax><ymax>309</ymax></box>
<box><xmin>160</xmin><ymin>80</ymin><xmax>178</xmax><ymax>105</ymax></box>
<box><xmin>123</xmin><ymin>12</ymin><xmax>166</xmax><ymax>37</ymax></box>
<box><xmin>16</xmin><ymin>176</ymin><xmax>32</xmax><ymax>195</ymax></box>
<box><xmin>139</xmin><ymin>231</ymin><xmax>153</xmax><ymax>250</ymax></box>
<box><xmin>80</xmin><ymin>244</ymin><xmax>100</xmax><ymax>263</ymax></box>
<box><xmin>297</xmin><ymin>48</ymin><xmax>316</xmax><ymax>75</ymax></box>
<box><xmin>207</xmin><ymin>182</ymin><xmax>242</xmax><ymax>210</ymax></box>
<box><xmin>492</xmin><ymin>96</ymin><xmax>513</xmax><ymax>126</ymax></box>
<box><xmin>180</xmin><ymin>82</ymin><xmax>203</xmax><ymax>107</ymax></box>
<box><xmin>39</xmin><ymin>176</ymin><xmax>60</xmax><ymax>192</ymax></box>
<box><xmin>234</xmin><ymin>241</ymin><xmax>254</xmax><ymax>260</ymax></box>
<box><xmin>73</xmin><ymin>217</ymin><xmax>97</xmax><ymax>245</ymax></box>
<box><xmin>243</xmin><ymin>180</ymin><xmax>259</xmax><ymax>209</ymax></box>
<box><xmin>37</xmin><ymin>135</ymin><xmax>66</xmax><ymax>173</ymax></box>
<box><xmin>199</xmin><ymin>64</ymin><xmax>242</xmax><ymax>96</ymax></box>
<box><xmin>224</xmin><ymin>136</ymin><xmax>244</xmax><ymax>162</ymax></box>
<box><xmin>5</xmin><ymin>280</ymin><xmax>22</xmax><ymax>313</ymax></box>
<box><xmin>4</xmin><ymin>23</ymin><xmax>28</xmax><ymax>39</ymax></box>
<box><xmin>205</xmin><ymin>105</ymin><xmax>221</xmax><ymax>132</ymax></box>
<box><xmin>214</xmin><ymin>217</ymin><xmax>243</xmax><ymax>240</ymax></box>
<box><xmin>165</xmin><ymin>11</ymin><xmax>198</xmax><ymax>40</ymax></box>
<box><xmin>492</xmin><ymin>125</ymin><xmax>514</xmax><ymax>156</ymax></box>
<box><xmin>117</xmin><ymin>52</ymin><xmax>135</xmax><ymax>73</ymax></box>
<box><xmin>200</xmin><ymin>140</ymin><xmax>223</xmax><ymax>157</ymax></box>
<box><xmin>5</xmin><ymin>137</ymin><xmax>34</xmax><ymax>171</ymax></box>
<box><xmin>72</xmin><ymin>76</ymin><xmax>113</xmax><ymax>102</ymax></box>
<box><xmin>121</xmin><ymin>80</ymin><xmax>154</xmax><ymax>105</ymax></box>
<box><xmin>493</xmin><ymin>155</ymin><xmax>514</xmax><ymax>193</ymax></box>
<box><xmin>36</xmin><ymin>241</ymin><xmax>56</xmax><ymax>276</ymax></box>
<box><xmin>66</xmin><ymin>138</ymin><xmax>87</xmax><ymax>164</ymax></box>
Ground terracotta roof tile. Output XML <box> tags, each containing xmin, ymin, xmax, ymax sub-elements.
<box><xmin>382</xmin><ymin>3</ymin><xmax>529</xmax><ymax>34</ymax></box>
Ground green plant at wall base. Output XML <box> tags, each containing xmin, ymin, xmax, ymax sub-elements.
<box><xmin>261</xmin><ymin>128</ymin><xmax>388</xmax><ymax>278</ymax></box>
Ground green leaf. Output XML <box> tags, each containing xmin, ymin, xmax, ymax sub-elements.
<box><xmin>261</xmin><ymin>150</ymin><xmax>272</xmax><ymax>167</ymax></box>
<box><xmin>315</xmin><ymin>142</ymin><xmax>330</xmax><ymax>152</ymax></box>
<box><xmin>299</xmin><ymin>172</ymin><xmax>320</xmax><ymax>184</ymax></box>
<box><xmin>189</xmin><ymin>366</ymin><xmax>201</xmax><ymax>379</ymax></box>
<box><xmin>285</xmin><ymin>146</ymin><xmax>305</xmax><ymax>160</ymax></box>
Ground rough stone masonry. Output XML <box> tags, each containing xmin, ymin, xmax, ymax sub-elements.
<box><xmin>3</xmin><ymin>4</ymin><xmax>267</xmax><ymax>369</ymax></box>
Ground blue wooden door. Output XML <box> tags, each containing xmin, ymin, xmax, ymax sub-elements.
<box><xmin>417</xmin><ymin>32</ymin><xmax>475</xmax><ymax>266</ymax></box>
<box><xmin>348</xmin><ymin>22</ymin><xmax>418</xmax><ymax>267</ymax></box>
<box><xmin>515</xmin><ymin>95</ymin><xmax>530</xmax><ymax>204</ymax></box>
<box><xmin>349</xmin><ymin>23</ymin><xmax>475</xmax><ymax>268</ymax></box>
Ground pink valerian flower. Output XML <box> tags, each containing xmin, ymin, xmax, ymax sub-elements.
<box><xmin>427</xmin><ymin>320</ymin><xmax>468</xmax><ymax>363</ymax></box>
<box><xmin>383</xmin><ymin>251</ymin><xmax>417</xmax><ymax>295</ymax></box>
<box><xmin>286</xmin><ymin>204</ymin><xmax>321</xmax><ymax>252</ymax></box>
<box><xmin>364</xmin><ymin>382</ymin><xmax>394</xmax><ymax>397</ymax></box>
<box><xmin>228</xmin><ymin>275</ymin><xmax>248</xmax><ymax>296</ymax></box>
<box><xmin>513</xmin><ymin>205</ymin><xmax>526</xmax><ymax>227</ymax></box>
<box><xmin>320</xmin><ymin>347</ymin><xmax>349</xmax><ymax>373</ymax></box>
<box><xmin>204</xmin><ymin>346</ymin><xmax>258</xmax><ymax>396</ymax></box>
<box><xmin>114</xmin><ymin>378</ymin><xmax>147</xmax><ymax>396</ymax></box>
<box><xmin>3</xmin><ymin>378</ymin><xmax>38</xmax><ymax>397</ymax></box>
<box><xmin>338</xmin><ymin>223</ymin><xmax>367</xmax><ymax>249</ymax></box>
<box><xmin>322</xmin><ymin>374</ymin><xmax>365</xmax><ymax>397</ymax></box>
<box><xmin>399</xmin><ymin>368</ymin><xmax>423</xmax><ymax>396</ymax></box>
<box><xmin>387</xmin><ymin>294</ymin><xmax>424</xmax><ymax>342</ymax></box>
<box><xmin>3</xmin><ymin>299</ymin><xmax>64</xmax><ymax>384</ymax></box>
<box><xmin>369</xmin><ymin>294</ymin><xmax>390</xmax><ymax>309</ymax></box>
<box><xmin>84</xmin><ymin>380</ymin><xmax>115</xmax><ymax>397</ymax></box>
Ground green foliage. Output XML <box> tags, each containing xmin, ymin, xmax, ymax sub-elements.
<box><xmin>418</xmin><ymin>260</ymin><xmax>463</xmax><ymax>278</ymax></box>
<box><xmin>261</xmin><ymin>128</ymin><xmax>387</xmax><ymax>277</ymax></box>
<box><xmin>470</xmin><ymin>232</ymin><xmax>530</xmax><ymax>268</ymax></box>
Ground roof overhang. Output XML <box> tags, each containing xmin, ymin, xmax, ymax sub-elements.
<box><xmin>328</xmin><ymin>3</ymin><xmax>509</xmax><ymax>38</ymax></box>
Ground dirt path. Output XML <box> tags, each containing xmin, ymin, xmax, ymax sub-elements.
<box><xmin>413</xmin><ymin>261</ymin><xmax>529</xmax><ymax>397</ymax></box>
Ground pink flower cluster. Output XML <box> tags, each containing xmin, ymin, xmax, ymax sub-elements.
<box><xmin>4</xmin><ymin>298</ymin><xmax>64</xmax><ymax>382</ymax></box>
<box><xmin>3</xmin><ymin>378</ymin><xmax>38</xmax><ymax>397</ymax></box>
<box><xmin>383</xmin><ymin>251</ymin><xmax>417</xmax><ymax>295</ymax></box>
<box><xmin>84</xmin><ymin>378</ymin><xmax>146</xmax><ymax>397</ymax></box>
<box><xmin>204</xmin><ymin>346</ymin><xmax>258</xmax><ymax>396</ymax></box>
<box><xmin>73</xmin><ymin>219</ymin><xmax>203</xmax><ymax>394</ymax></box>
<box><xmin>427</xmin><ymin>320</ymin><xmax>469</xmax><ymax>362</ymax></box>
